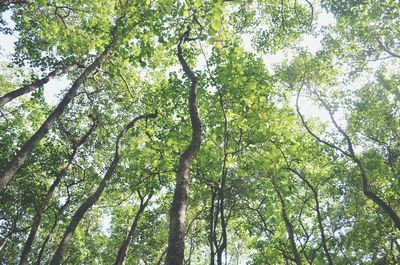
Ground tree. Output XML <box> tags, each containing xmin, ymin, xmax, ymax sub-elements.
<box><xmin>1</xmin><ymin>0</ymin><xmax>399</xmax><ymax>264</ymax></box>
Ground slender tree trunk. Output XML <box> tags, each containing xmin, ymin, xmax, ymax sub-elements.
<box><xmin>357</xmin><ymin>158</ymin><xmax>400</xmax><ymax>230</ymax></box>
<box><xmin>114</xmin><ymin>192</ymin><xmax>153</xmax><ymax>265</ymax></box>
<box><xmin>35</xmin><ymin>209</ymin><xmax>61</xmax><ymax>265</ymax></box>
<box><xmin>0</xmin><ymin>37</ymin><xmax>116</xmax><ymax>193</ymax></box>
<box><xmin>19</xmin><ymin>122</ymin><xmax>96</xmax><ymax>265</ymax></box>
<box><xmin>272</xmin><ymin>177</ymin><xmax>302</xmax><ymax>265</ymax></box>
<box><xmin>0</xmin><ymin>64</ymin><xmax>80</xmax><ymax>108</ymax></box>
<box><xmin>309</xmin><ymin>189</ymin><xmax>333</xmax><ymax>265</ymax></box>
<box><xmin>209</xmin><ymin>189</ymin><xmax>216</xmax><ymax>265</ymax></box>
<box><xmin>49</xmin><ymin>114</ymin><xmax>155</xmax><ymax>265</ymax></box>
<box><xmin>36</xmin><ymin>194</ymin><xmax>72</xmax><ymax>265</ymax></box>
<box><xmin>216</xmin><ymin>169</ymin><xmax>227</xmax><ymax>265</ymax></box>
<box><xmin>165</xmin><ymin>29</ymin><xmax>201</xmax><ymax>265</ymax></box>
<box><xmin>290</xmin><ymin>169</ymin><xmax>333</xmax><ymax>265</ymax></box>
<box><xmin>216</xmin><ymin>92</ymin><xmax>228</xmax><ymax>265</ymax></box>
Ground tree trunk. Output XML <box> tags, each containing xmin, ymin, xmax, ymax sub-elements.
<box><xmin>216</xmin><ymin>92</ymin><xmax>228</xmax><ymax>265</ymax></box>
<box><xmin>209</xmin><ymin>189</ymin><xmax>216</xmax><ymax>265</ymax></box>
<box><xmin>35</xmin><ymin>211</ymin><xmax>58</xmax><ymax>264</ymax></box>
<box><xmin>36</xmin><ymin>194</ymin><xmax>72</xmax><ymax>265</ymax></box>
<box><xmin>272</xmin><ymin>177</ymin><xmax>302</xmax><ymax>265</ymax></box>
<box><xmin>356</xmin><ymin>158</ymin><xmax>400</xmax><ymax>230</ymax></box>
<box><xmin>165</xmin><ymin>29</ymin><xmax>201</xmax><ymax>265</ymax></box>
<box><xmin>310</xmin><ymin>193</ymin><xmax>332</xmax><ymax>264</ymax></box>
<box><xmin>49</xmin><ymin>114</ymin><xmax>155</xmax><ymax>265</ymax></box>
<box><xmin>0</xmin><ymin>64</ymin><xmax>80</xmax><ymax>108</ymax></box>
<box><xmin>0</xmin><ymin>37</ymin><xmax>116</xmax><ymax>193</ymax></box>
<box><xmin>290</xmin><ymin>169</ymin><xmax>333</xmax><ymax>265</ymax></box>
<box><xmin>19</xmin><ymin>122</ymin><xmax>96</xmax><ymax>265</ymax></box>
<box><xmin>114</xmin><ymin>192</ymin><xmax>152</xmax><ymax>265</ymax></box>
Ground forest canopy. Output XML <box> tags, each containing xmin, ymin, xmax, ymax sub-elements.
<box><xmin>0</xmin><ymin>0</ymin><xmax>399</xmax><ymax>264</ymax></box>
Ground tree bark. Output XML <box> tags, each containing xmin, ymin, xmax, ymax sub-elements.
<box><xmin>165</xmin><ymin>28</ymin><xmax>202</xmax><ymax>265</ymax></box>
<box><xmin>19</xmin><ymin>122</ymin><xmax>97</xmax><ymax>265</ymax></box>
<box><xmin>272</xmin><ymin>177</ymin><xmax>302</xmax><ymax>265</ymax></box>
<box><xmin>49</xmin><ymin>113</ymin><xmax>156</xmax><ymax>265</ymax></box>
<box><xmin>0</xmin><ymin>36</ymin><xmax>116</xmax><ymax>193</ymax></box>
<box><xmin>216</xmin><ymin>92</ymin><xmax>228</xmax><ymax>265</ymax></box>
<box><xmin>114</xmin><ymin>192</ymin><xmax>153</xmax><ymax>265</ymax></box>
<box><xmin>0</xmin><ymin>64</ymin><xmax>80</xmax><ymax>108</ymax></box>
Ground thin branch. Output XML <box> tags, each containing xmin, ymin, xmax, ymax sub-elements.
<box><xmin>295</xmin><ymin>78</ymin><xmax>350</xmax><ymax>157</ymax></box>
<box><xmin>377</xmin><ymin>38</ymin><xmax>400</xmax><ymax>59</ymax></box>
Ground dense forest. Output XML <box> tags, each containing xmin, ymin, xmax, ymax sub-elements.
<box><xmin>0</xmin><ymin>0</ymin><xmax>399</xmax><ymax>264</ymax></box>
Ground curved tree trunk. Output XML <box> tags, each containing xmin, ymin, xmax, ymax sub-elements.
<box><xmin>49</xmin><ymin>113</ymin><xmax>156</xmax><ymax>265</ymax></box>
<box><xmin>0</xmin><ymin>36</ymin><xmax>116</xmax><ymax>193</ymax></box>
<box><xmin>0</xmin><ymin>64</ymin><xmax>80</xmax><ymax>108</ymax></box>
<box><xmin>114</xmin><ymin>191</ymin><xmax>153</xmax><ymax>265</ymax></box>
<box><xmin>165</xmin><ymin>28</ymin><xmax>201</xmax><ymax>265</ymax></box>
<box><xmin>19</xmin><ymin>122</ymin><xmax>97</xmax><ymax>265</ymax></box>
<box><xmin>272</xmin><ymin>177</ymin><xmax>302</xmax><ymax>265</ymax></box>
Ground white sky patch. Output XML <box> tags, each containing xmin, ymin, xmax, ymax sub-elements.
<box><xmin>294</xmin><ymin>94</ymin><xmax>331</xmax><ymax>123</ymax></box>
<box><xmin>100</xmin><ymin>212</ymin><xmax>112</xmax><ymax>236</ymax></box>
<box><xmin>43</xmin><ymin>76</ymin><xmax>71</xmax><ymax>105</ymax></box>
<box><xmin>0</xmin><ymin>11</ymin><xmax>17</xmax><ymax>56</ymax></box>
<box><xmin>317</xmin><ymin>9</ymin><xmax>336</xmax><ymax>28</ymax></box>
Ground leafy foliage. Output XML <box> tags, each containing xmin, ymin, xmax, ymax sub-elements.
<box><xmin>0</xmin><ymin>0</ymin><xmax>399</xmax><ymax>264</ymax></box>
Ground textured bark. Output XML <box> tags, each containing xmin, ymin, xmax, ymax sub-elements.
<box><xmin>114</xmin><ymin>192</ymin><xmax>153</xmax><ymax>265</ymax></box>
<box><xmin>165</xmin><ymin>29</ymin><xmax>201</xmax><ymax>265</ymax></box>
<box><xmin>296</xmin><ymin>87</ymin><xmax>400</xmax><ymax>231</ymax></box>
<box><xmin>19</xmin><ymin>122</ymin><xmax>96</xmax><ymax>265</ymax></box>
<box><xmin>0</xmin><ymin>64</ymin><xmax>80</xmax><ymax>108</ymax></box>
<box><xmin>49</xmin><ymin>113</ymin><xmax>155</xmax><ymax>265</ymax></box>
<box><xmin>0</xmin><ymin>36</ymin><xmax>116</xmax><ymax>193</ymax></box>
<box><xmin>272</xmin><ymin>177</ymin><xmax>302</xmax><ymax>265</ymax></box>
